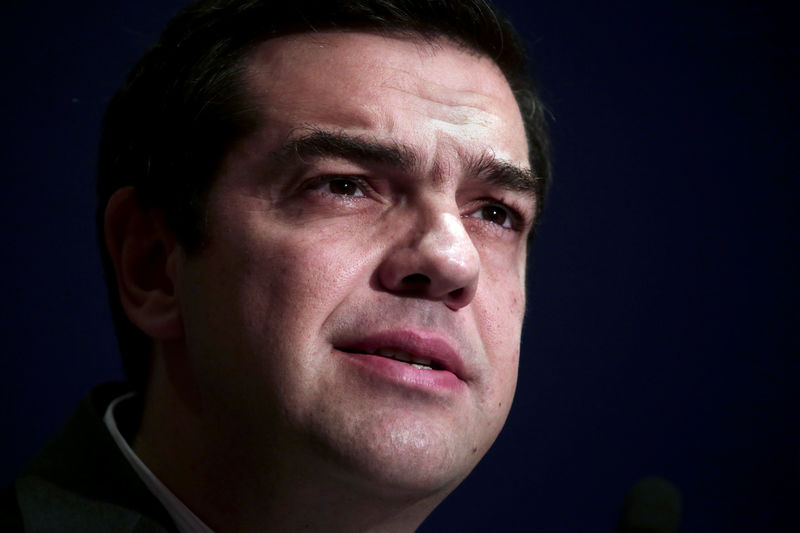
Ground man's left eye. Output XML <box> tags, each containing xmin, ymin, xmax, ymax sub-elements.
<box><xmin>325</xmin><ymin>178</ymin><xmax>365</xmax><ymax>197</ymax></box>
<box><xmin>468</xmin><ymin>204</ymin><xmax>512</xmax><ymax>228</ymax></box>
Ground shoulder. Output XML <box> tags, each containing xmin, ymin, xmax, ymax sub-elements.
<box><xmin>5</xmin><ymin>383</ymin><xmax>176</xmax><ymax>533</ymax></box>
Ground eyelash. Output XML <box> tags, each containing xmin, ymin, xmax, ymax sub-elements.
<box><xmin>306</xmin><ymin>175</ymin><xmax>371</xmax><ymax>198</ymax></box>
<box><xmin>464</xmin><ymin>198</ymin><xmax>526</xmax><ymax>232</ymax></box>
<box><xmin>306</xmin><ymin>174</ymin><xmax>528</xmax><ymax>231</ymax></box>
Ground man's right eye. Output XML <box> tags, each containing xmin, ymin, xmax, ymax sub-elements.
<box><xmin>324</xmin><ymin>178</ymin><xmax>365</xmax><ymax>197</ymax></box>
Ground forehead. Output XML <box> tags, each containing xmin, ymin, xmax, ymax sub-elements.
<box><xmin>241</xmin><ymin>31</ymin><xmax>529</xmax><ymax>167</ymax></box>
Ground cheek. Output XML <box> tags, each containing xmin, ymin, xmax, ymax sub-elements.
<box><xmin>474</xmin><ymin>293</ymin><xmax>521</xmax><ymax>404</ymax></box>
<box><xmin>472</xmin><ymin>246</ymin><xmax>525</xmax><ymax>405</ymax></box>
<box><xmin>236</xmin><ymin>221</ymin><xmax>382</xmax><ymax>335</ymax></box>
<box><xmin>474</xmin><ymin>246</ymin><xmax>527</xmax><ymax>340</ymax></box>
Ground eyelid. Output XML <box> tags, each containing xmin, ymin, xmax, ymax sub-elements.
<box><xmin>464</xmin><ymin>197</ymin><xmax>530</xmax><ymax>232</ymax></box>
<box><xmin>299</xmin><ymin>173</ymin><xmax>534</xmax><ymax>231</ymax></box>
<box><xmin>466</xmin><ymin>204</ymin><xmax>513</xmax><ymax>229</ymax></box>
<box><xmin>305</xmin><ymin>174</ymin><xmax>374</xmax><ymax>196</ymax></box>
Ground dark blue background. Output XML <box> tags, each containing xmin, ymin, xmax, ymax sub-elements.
<box><xmin>2</xmin><ymin>1</ymin><xmax>797</xmax><ymax>531</ymax></box>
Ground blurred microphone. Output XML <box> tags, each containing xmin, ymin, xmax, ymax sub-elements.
<box><xmin>617</xmin><ymin>476</ymin><xmax>683</xmax><ymax>533</ymax></box>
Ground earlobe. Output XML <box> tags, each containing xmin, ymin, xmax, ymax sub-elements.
<box><xmin>104</xmin><ymin>187</ymin><xmax>184</xmax><ymax>341</ymax></box>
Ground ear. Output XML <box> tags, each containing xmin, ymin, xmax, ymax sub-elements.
<box><xmin>104</xmin><ymin>187</ymin><xmax>184</xmax><ymax>341</ymax></box>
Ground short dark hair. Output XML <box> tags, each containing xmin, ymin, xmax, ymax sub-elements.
<box><xmin>97</xmin><ymin>0</ymin><xmax>551</xmax><ymax>389</ymax></box>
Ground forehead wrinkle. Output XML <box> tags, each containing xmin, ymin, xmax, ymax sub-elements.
<box><xmin>385</xmin><ymin>81</ymin><xmax>502</xmax><ymax>130</ymax></box>
<box><xmin>375</xmin><ymin>50</ymin><xmax>510</xmax><ymax>127</ymax></box>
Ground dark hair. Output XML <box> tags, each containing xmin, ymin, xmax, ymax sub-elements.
<box><xmin>97</xmin><ymin>0</ymin><xmax>551</xmax><ymax>389</ymax></box>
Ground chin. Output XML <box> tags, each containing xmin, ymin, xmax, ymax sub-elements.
<box><xmin>308</xmin><ymin>408</ymin><xmax>488</xmax><ymax>500</ymax></box>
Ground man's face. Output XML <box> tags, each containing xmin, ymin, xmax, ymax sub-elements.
<box><xmin>175</xmin><ymin>32</ymin><xmax>534</xmax><ymax>498</ymax></box>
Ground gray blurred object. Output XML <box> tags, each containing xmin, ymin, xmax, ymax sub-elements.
<box><xmin>618</xmin><ymin>477</ymin><xmax>683</xmax><ymax>533</ymax></box>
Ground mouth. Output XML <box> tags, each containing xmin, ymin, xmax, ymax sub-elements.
<box><xmin>339</xmin><ymin>347</ymin><xmax>443</xmax><ymax>371</ymax></box>
<box><xmin>333</xmin><ymin>330</ymin><xmax>467</xmax><ymax>381</ymax></box>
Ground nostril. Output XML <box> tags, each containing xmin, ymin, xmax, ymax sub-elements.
<box><xmin>401</xmin><ymin>273</ymin><xmax>430</xmax><ymax>288</ymax></box>
<box><xmin>448</xmin><ymin>287</ymin><xmax>464</xmax><ymax>300</ymax></box>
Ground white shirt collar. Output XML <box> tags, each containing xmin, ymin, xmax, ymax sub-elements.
<box><xmin>103</xmin><ymin>393</ymin><xmax>215</xmax><ymax>533</ymax></box>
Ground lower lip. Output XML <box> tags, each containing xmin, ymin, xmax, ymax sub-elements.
<box><xmin>337</xmin><ymin>350</ymin><xmax>464</xmax><ymax>393</ymax></box>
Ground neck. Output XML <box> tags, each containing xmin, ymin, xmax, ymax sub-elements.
<box><xmin>132</xmin><ymin>346</ymin><xmax>446</xmax><ymax>533</ymax></box>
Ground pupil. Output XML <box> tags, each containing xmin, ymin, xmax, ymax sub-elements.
<box><xmin>330</xmin><ymin>179</ymin><xmax>356</xmax><ymax>195</ymax></box>
<box><xmin>483</xmin><ymin>205</ymin><xmax>507</xmax><ymax>225</ymax></box>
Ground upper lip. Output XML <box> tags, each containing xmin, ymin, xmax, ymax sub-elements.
<box><xmin>335</xmin><ymin>329</ymin><xmax>470</xmax><ymax>380</ymax></box>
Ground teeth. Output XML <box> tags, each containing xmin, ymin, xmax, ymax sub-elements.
<box><xmin>375</xmin><ymin>348</ymin><xmax>411</xmax><ymax>362</ymax></box>
<box><xmin>374</xmin><ymin>348</ymin><xmax>433</xmax><ymax>369</ymax></box>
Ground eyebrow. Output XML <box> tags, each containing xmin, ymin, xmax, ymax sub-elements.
<box><xmin>272</xmin><ymin>128</ymin><xmax>538</xmax><ymax>198</ymax></box>
<box><xmin>463</xmin><ymin>152</ymin><xmax>539</xmax><ymax>198</ymax></box>
<box><xmin>272</xmin><ymin>128</ymin><xmax>417</xmax><ymax>170</ymax></box>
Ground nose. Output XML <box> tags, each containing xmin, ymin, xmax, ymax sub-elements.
<box><xmin>377</xmin><ymin>211</ymin><xmax>480</xmax><ymax>310</ymax></box>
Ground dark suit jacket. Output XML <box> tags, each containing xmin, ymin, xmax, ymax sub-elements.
<box><xmin>1</xmin><ymin>383</ymin><xmax>178</xmax><ymax>532</ymax></box>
